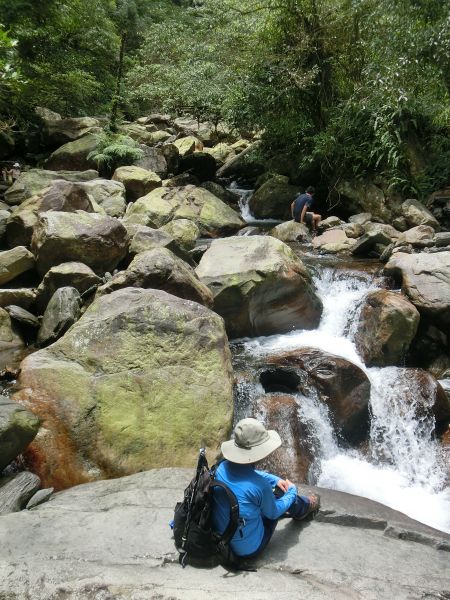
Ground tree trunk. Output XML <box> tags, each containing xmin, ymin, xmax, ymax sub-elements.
<box><xmin>110</xmin><ymin>33</ymin><xmax>127</xmax><ymax>132</ymax></box>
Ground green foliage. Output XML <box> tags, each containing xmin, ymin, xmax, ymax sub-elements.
<box><xmin>126</xmin><ymin>0</ymin><xmax>257</xmax><ymax>125</ymax></box>
<box><xmin>87</xmin><ymin>132</ymin><xmax>144</xmax><ymax>175</ymax></box>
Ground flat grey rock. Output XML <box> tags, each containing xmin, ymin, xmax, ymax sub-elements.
<box><xmin>0</xmin><ymin>468</ymin><xmax>448</xmax><ymax>599</ymax></box>
<box><xmin>26</xmin><ymin>487</ymin><xmax>54</xmax><ymax>509</ymax></box>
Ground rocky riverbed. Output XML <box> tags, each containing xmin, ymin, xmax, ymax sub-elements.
<box><xmin>1</xmin><ymin>111</ymin><xmax>450</xmax><ymax>599</ymax></box>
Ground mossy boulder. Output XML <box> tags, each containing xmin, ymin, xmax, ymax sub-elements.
<box><xmin>0</xmin><ymin>246</ymin><xmax>35</xmax><ymax>285</ymax></box>
<box><xmin>112</xmin><ymin>166</ymin><xmax>161</xmax><ymax>201</ymax></box>
<box><xmin>96</xmin><ymin>248</ymin><xmax>213</xmax><ymax>307</ymax></box>
<box><xmin>159</xmin><ymin>219</ymin><xmax>200</xmax><ymax>251</ymax></box>
<box><xmin>269</xmin><ymin>221</ymin><xmax>309</xmax><ymax>242</ymax></box>
<box><xmin>123</xmin><ymin>185</ymin><xmax>243</xmax><ymax>236</ymax></box>
<box><xmin>249</xmin><ymin>175</ymin><xmax>301</xmax><ymax>220</ymax></box>
<box><xmin>45</xmin><ymin>134</ymin><xmax>99</xmax><ymax>171</ymax></box>
<box><xmin>173</xmin><ymin>136</ymin><xmax>203</xmax><ymax>156</ymax></box>
<box><xmin>4</xmin><ymin>169</ymin><xmax>99</xmax><ymax>206</ymax></box>
<box><xmin>14</xmin><ymin>287</ymin><xmax>234</xmax><ymax>489</ymax></box>
<box><xmin>196</xmin><ymin>236</ymin><xmax>323</xmax><ymax>338</ymax></box>
<box><xmin>31</xmin><ymin>211</ymin><xmax>129</xmax><ymax>276</ymax></box>
<box><xmin>44</xmin><ymin>117</ymin><xmax>101</xmax><ymax>147</ymax></box>
<box><xmin>203</xmin><ymin>143</ymin><xmax>236</xmax><ymax>166</ymax></box>
<box><xmin>35</xmin><ymin>262</ymin><xmax>101</xmax><ymax>314</ymax></box>
<box><xmin>77</xmin><ymin>179</ymin><xmax>126</xmax><ymax>217</ymax></box>
<box><xmin>6</xmin><ymin>180</ymin><xmax>100</xmax><ymax>247</ymax></box>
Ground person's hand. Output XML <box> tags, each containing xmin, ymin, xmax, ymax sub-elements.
<box><xmin>276</xmin><ymin>478</ymin><xmax>294</xmax><ymax>493</ymax></box>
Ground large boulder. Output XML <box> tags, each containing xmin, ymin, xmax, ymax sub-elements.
<box><xmin>4</xmin><ymin>169</ymin><xmax>99</xmax><ymax>206</ymax></box>
<box><xmin>159</xmin><ymin>218</ymin><xmax>200</xmax><ymax>251</ymax></box>
<box><xmin>263</xmin><ymin>347</ymin><xmax>371</xmax><ymax>444</ymax></box>
<box><xmin>249</xmin><ymin>175</ymin><xmax>301</xmax><ymax>220</ymax></box>
<box><xmin>312</xmin><ymin>229</ymin><xmax>355</xmax><ymax>253</ymax></box>
<box><xmin>196</xmin><ymin>236</ymin><xmax>322</xmax><ymax>338</ymax></box>
<box><xmin>35</xmin><ymin>262</ymin><xmax>101</xmax><ymax>313</ymax></box>
<box><xmin>43</xmin><ymin>117</ymin><xmax>101</xmax><ymax>147</ymax></box>
<box><xmin>0</xmin><ymin>469</ymin><xmax>448</xmax><ymax>599</ymax></box>
<box><xmin>335</xmin><ymin>180</ymin><xmax>400</xmax><ymax>222</ymax></box>
<box><xmin>135</xmin><ymin>144</ymin><xmax>179</xmax><ymax>178</ymax></box>
<box><xmin>352</xmin><ymin>229</ymin><xmax>393</xmax><ymax>257</ymax></box>
<box><xmin>200</xmin><ymin>181</ymin><xmax>240</xmax><ymax>206</ymax></box>
<box><xmin>96</xmin><ymin>248</ymin><xmax>213</xmax><ymax>307</ymax></box>
<box><xmin>0</xmin><ymin>246</ymin><xmax>35</xmax><ymax>285</ymax></box>
<box><xmin>14</xmin><ymin>287</ymin><xmax>234</xmax><ymax>489</ymax></box>
<box><xmin>0</xmin><ymin>308</ymin><xmax>25</xmax><ymax>369</ymax></box>
<box><xmin>6</xmin><ymin>180</ymin><xmax>99</xmax><ymax>247</ymax></box>
<box><xmin>76</xmin><ymin>179</ymin><xmax>126</xmax><ymax>217</ymax></box>
<box><xmin>203</xmin><ymin>143</ymin><xmax>236</xmax><ymax>166</ymax></box>
<box><xmin>396</xmin><ymin>225</ymin><xmax>435</xmax><ymax>248</ymax></box>
<box><xmin>0</xmin><ymin>399</ymin><xmax>40</xmax><ymax>471</ymax></box>
<box><xmin>173</xmin><ymin>136</ymin><xmax>203</xmax><ymax>156</ymax></box>
<box><xmin>127</xmin><ymin>225</ymin><xmax>189</xmax><ymax>262</ymax></box>
<box><xmin>401</xmin><ymin>199</ymin><xmax>440</xmax><ymax>230</ymax></box>
<box><xmin>0</xmin><ymin>289</ymin><xmax>36</xmax><ymax>310</ymax></box>
<box><xmin>353</xmin><ymin>290</ymin><xmax>420</xmax><ymax>367</ymax></box>
<box><xmin>269</xmin><ymin>221</ymin><xmax>309</xmax><ymax>243</ymax></box>
<box><xmin>178</xmin><ymin>152</ymin><xmax>217</xmax><ymax>182</ymax></box>
<box><xmin>112</xmin><ymin>166</ymin><xmax>161</xmax><ymax>201</ymax></box>
<box><xmin>384</xmin><ymin>252</ymin><xmax>450</xmax><ymax>326</ymax></box>
<box><xmin>37</xmin><ymin>287</ymin><xmax>82</xmax><ymax>346</ymax></box>
<box><xmin>123</xmin><ymin>185</ymin><xmax>243</xmax><ymax>236</ymax></box>
<box><xmin>119</xmin><ymin>123</ymin><xmax>154</xmax><ymax>145</ymax></box>
<box><xmin>44</xmin><ymin>134</ymin><xmax>99</xmax><ymax>171</ymax></box>
<box><xmin>31</xmin><ymin>211</ymin><xmax>129</xmax><ymax>276</ymax></box>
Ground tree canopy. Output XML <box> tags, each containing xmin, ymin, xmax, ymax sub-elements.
<box><xmin>1</xmin><ymin>0</ymin><xmax>449</xmax><ymax>197</ymax></box>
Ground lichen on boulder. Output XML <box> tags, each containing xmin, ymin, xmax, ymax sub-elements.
<box><xmin>14</xmin><ymin>287</ymin><xmax>234</xmax><ymax>489</ymax></box>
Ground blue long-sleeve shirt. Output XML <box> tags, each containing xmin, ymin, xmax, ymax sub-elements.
<box><xmin>212</xmin><ymin>460</ymin><xmax>297</xmax><ymax>557</ymax></box>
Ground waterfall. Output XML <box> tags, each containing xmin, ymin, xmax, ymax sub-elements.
<box><xmin>234</xmin><ymin>266</ymin><xmax>450</xmax><ymax>533</ymax></box>
<box><xmin>228</xmin><ymin>182</ymin><xmax>280</xmax><ymax>225</ymax></box>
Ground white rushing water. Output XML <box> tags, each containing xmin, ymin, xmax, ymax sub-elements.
<box><xmin>239</xmin><ymin>268</ymin><xmax>450</xmax><ymax>533</ymax></box>
<box><xmin>228</xmin><ymin>182</ymin><xmax>280</xmax><ymax>225</ymax></box>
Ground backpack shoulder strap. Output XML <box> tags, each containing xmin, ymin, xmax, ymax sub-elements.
<box><xmin>210</xmin><ymin>480</ymin><xmax>239</xmax><ymax>544</ymax></box>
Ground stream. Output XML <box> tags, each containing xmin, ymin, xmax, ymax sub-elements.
<box><xmin>229</xmin><ymin>187</ymin><xmax>450</xmax><ymax>534</ymax></box>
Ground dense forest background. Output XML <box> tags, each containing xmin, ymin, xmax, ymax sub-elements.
<box><xmin>1</xmin><ymin>0</ymin><xmax>449</xmax><ymax>199</ymax></box>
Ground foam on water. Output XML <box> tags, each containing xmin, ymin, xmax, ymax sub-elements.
<box><xmin>236</xmin><ymin>267</ymin><xmax>450</xmax><ymax>533</ymax></box>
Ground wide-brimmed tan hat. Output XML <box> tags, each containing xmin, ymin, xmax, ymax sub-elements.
<box><xmin>221</xmin><ymin>418</ymin><xmax>282</xmax><ymax>464</ymax></box>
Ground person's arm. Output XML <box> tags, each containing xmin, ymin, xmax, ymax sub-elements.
<box><xmin>255</xmin><ymin>469</ymin><xmax>280</xmax><ymax>488</ymax></box>
<box><xmin>259</xmin><ymin>480</ymin><xmax>297</xmax><ymax>520</ymax></box>
<box><xmin>291</xmin><ymin>200</ymin><xmax>295</xmax><ymax>218</ymax></box>
<box><xmin>300</xmin><ymin>203</ymin><xmax>308</xmax><ymax>224</ymax></box>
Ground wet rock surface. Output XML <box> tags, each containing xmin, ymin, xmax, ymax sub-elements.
<box><xmin>354</xmin><ymin>290</ymin><xmax>420</xmax><ymax>366</ymax></box>
<box><xmin>0</xmin><ymin>468</ymin><xmax>448</xmax><ymax>600</ymax></box>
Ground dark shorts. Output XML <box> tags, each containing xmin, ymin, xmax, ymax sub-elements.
<box><xmin>305</xmin><ymin>212</ymin><xmax>314</xmax><ymax>225</ymax></box>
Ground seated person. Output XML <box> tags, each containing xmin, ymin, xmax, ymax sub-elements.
<box><xmin>291</xmin><ymin>186</ymin><xmax>321</xmax><ymax>231</ymax></box>
<box><xmin>212</xmin><ymin>418</ymin><xmax>320</xmax><ymax>560</ymax></box>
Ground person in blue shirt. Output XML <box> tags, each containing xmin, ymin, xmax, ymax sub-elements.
<box><xmin>212</xmin><ymin>418</ymin><xmax>320</xmax><ymax>559</ymax></box>
<box><xmin>291</xmin><ymin>186</ymin><xmax>321</xmax><ymax>231</ymax></box>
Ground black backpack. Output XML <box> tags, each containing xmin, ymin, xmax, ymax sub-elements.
<box><xmin>173</xmin><ymin>448</ymin><xmax>240</xmax><ymax>568</ymax></box>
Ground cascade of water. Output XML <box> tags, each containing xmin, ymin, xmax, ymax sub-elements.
<box><xmin>228</xmin><ymin>182</ymin><xmax>280</xmax><ymax>224</ymax></box>
<box><xmin>234</xmin><ymin>265</ymin><xmax>450</xmax><ymax>533</ymax></box>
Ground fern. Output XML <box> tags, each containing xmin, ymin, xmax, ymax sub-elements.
<box><xmin>88</xmin><ymin>132</ymin><xmax>144</xmax><ymax>176</ymax></box>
